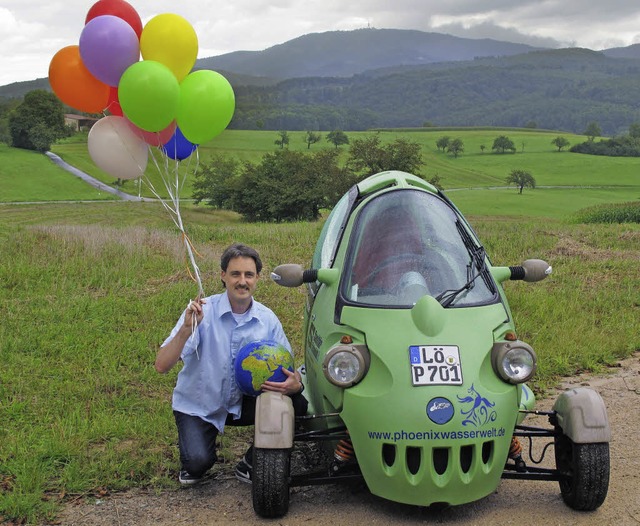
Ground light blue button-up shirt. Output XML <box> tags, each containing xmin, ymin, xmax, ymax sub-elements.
<box><xmin>162</xmin><ymin>291</ymin><xmax>292</xmax><ymax>432</ymax></box>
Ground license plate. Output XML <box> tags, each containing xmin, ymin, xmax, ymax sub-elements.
<box><xmin>409</xmin><ymin>345</ymin><xmax>463</xmax><ymax>386</ymax></box>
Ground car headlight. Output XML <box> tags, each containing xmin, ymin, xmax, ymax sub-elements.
<box><xmin>322</xmin><ymin>344</ymin><xmax>370</xmax><ymax>387</ymax></box>
<box><xmin>491</xmin><ymin>340</ymin><xmax>537</xmax><ymax>384</ymax></box>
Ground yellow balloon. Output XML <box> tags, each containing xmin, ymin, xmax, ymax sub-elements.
<box><xmin>140</xmin><ymin>14</ymin><xmax>198</xmax><ymax>82</ymax></box>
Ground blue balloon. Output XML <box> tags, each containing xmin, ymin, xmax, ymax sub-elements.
<box><xmin>162</xmin><ymin>126</ymin><xmax>198</xmax><ymax>160</ymax></box>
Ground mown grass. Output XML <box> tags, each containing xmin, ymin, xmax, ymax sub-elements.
<box><xmin>0</xmin><ymin>144</ymin><xmax>117</xmax><ymax>203</ymax></box>
<box><xmin>2</xmin><ymin>129</ymin><xmax>640</xmax><ymax>523</ymax></box>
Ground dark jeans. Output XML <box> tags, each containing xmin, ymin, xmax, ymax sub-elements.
<box><xmin>174</xmin><ymin>393</ymin><xmax>308</xmax><ymax>477</ymax></box>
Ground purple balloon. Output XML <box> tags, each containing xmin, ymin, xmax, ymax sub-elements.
<box><xmin>162</xmin><ymin>127</ymin><xmax>198</xmax><ymax>161</ymax></box>
<box><xmin>79</xmin><ymin>15</ymin><xmax>140</xmax><ymax>87</ymax></box>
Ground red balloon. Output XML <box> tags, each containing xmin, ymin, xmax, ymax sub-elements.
<box><xmin>107</xmin><ymin>86</ymin><xmax>123</xmax><ymax>116</ymax></box>
<box><xmin>126</xmin><ymin>119</ymin><xmax>177</xmax><ymax>147</ymax></box>
<box><xmin>85</xmin><ymin>0</ymin><xmax>143</xmax><ymax>39</ymax></box>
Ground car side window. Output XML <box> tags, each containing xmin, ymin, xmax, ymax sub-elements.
<box><xmin>312</xmin><ymin>191</ymin><xmax>352</xmax><ymax>270</ymax></box>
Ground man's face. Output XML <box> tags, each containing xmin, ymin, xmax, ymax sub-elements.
<box><xmin>221</xmin><ymin>256</ymin><xmax>259</xmax><ymax>309</ymax></box>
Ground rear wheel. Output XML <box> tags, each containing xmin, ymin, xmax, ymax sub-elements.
<box><xmin>554</xmin><ymin>433</ymin><xmax>609</xmax><ymax>510</ymax></box>
<box><xmin>252</xmin><ymin>447</ymin><xmax>291</xmax><ymax>518</ymax></box>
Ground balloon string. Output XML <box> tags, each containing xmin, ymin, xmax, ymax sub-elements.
<box><xmin>145</xmin><ymin>146</ymin><xmax>204</xmax><ymax>297</ymax></box>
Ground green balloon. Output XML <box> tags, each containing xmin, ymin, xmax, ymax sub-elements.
<box><xmin>119</xmin><ymin>60</ymin><xmax>180</xmax><ymax>132</ymax></box>
<box><xmin>177</xmin><ymin>70</ymin><xmax>235</xmax><ymax>144</ymax></box>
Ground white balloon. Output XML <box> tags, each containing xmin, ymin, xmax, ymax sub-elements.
<box><xmin>88</xmin><ymin>115</ymin><xmax>148</xmax><ymax>180</ymax></box>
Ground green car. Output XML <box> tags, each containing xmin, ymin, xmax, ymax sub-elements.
<box><xmin>251</xmin><ymin>171</ymin><xmax>610</xmax><ymax>518</ymax></box>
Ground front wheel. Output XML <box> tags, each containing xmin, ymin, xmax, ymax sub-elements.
<box><xmin>252</xmin><ymin>447</ymin><xmax>291</xmax><ymax>518</ymax></box>
<box><xmin>554</xmin><ymin>433</ymin><xmax>609</xmax><ymax>511</ymax></box>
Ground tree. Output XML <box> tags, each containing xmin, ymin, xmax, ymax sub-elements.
<box><xmin>192</xmin><ymin>155</ymin><xmax>242</xmax><ymax>209</ymax></box>
<box><xmin>629</xmin><ymin>123</ymin><xmax>640</xmax><ymax>138</ymax></box>
<box><xmin>506</xmin><ymin>169</ymin><xmax>536</xmax><ymax>194</ymax></box>
<box><xmin>480</xmin><ymin>144</ymin><xmax>486</xmax><ymax>153</ymax></box>
<box><xmin>326</xmin><ymin>129</ymin><xmax>349</xmax><ymax>149</ymax></box>
<box><xmin>230</xmin><ymin>149</ymin><xmax>347</xmax><ymax>221</ymax></box>
<box><xmin>584</xmin><ymin>122</ymin><xmax>602</xmax><ymax>142</ymax></box>
<box><xmin>552</xmin><ymin>136</ymin><xmax>570</xmax><ymax>151</ymax></box>
<box><xmin>492</xmin><ymin>135</ymin><xmax>516</xmax><ymax>154</ymax></box>
<box><xmin>436</xmin><ymin>136</ymin><xmax>450</xmax><ymax>152</ymax></box>
<box><xmin>274</xmin><ymin>130</ymin><xmax>290</xmax><ymax>149</ymax></box>
<box><xmin>304</xmin><ymin>130</ymin><xmax>321</xmax><ymax>149</ymax></box>
<box><xmin>447</xmin><ymin>138</ymin><xmax>464</xmax><ymax>158</ymax></box>
<box><xmin>348</xmin><ymin>135</ymin><xmax>423</xmax><ymax>177</ymax></box>
<box><xmin>8</xmin><ymin>90</ymin><xmax>67</xmax><ymax>151</ymax></box>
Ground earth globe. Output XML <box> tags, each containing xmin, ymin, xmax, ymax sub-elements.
<box><xmin>234</xmin><ymin>339</ymin><xmax>294</xmax><ymax>396</ymax></box>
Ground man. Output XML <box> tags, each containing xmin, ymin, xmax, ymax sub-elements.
<box><xmin>155</xmin><ymin>243</ymin><xmax>306</xmax><ymax>485</ymax></box>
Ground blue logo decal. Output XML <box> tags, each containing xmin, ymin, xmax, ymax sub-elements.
<box><xmin>427</xmin><ymin>397</ymin><xmax>454</xmax><ymax>425</ymax></box>
<box><xmin>457</xmin><ymin>384</ymin><xmax>497</xmax><ymax>428</ymax></box>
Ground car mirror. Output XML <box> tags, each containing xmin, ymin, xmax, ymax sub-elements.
<box><xmin>491</xmin><ymin>259</ymin><xmax>552</xmax><ymax>283</ymax></box>
<box><xmin>271</xmin><ymin>264</ymin><xmax>339</xmax><ymax>287</ymax></box>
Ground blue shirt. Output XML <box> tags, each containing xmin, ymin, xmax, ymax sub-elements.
<box><xmin>162</xmin><ymin>291</ymin><xmax>292</xmax><ymax>432</ymax></box>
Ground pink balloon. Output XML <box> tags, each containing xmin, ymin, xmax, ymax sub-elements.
<box><xmin>126</xmin><ymin>119</ymin><xmax>177</xmax><ymax>147</ymax></box>
<box><xmin>80</xmin><ymin>15</ymin><xmax>140</xmax><ymax>87</ymax></box>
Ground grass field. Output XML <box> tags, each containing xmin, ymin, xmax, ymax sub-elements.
<box><xmin>1</xmin><ymin>129</ymin><xmax>639</xmax><ymax>523</ymax></box>
<box><xmin>48</xmin><ymin>129</ymin><xmax>640</xmax><ymax>212</ymax></box>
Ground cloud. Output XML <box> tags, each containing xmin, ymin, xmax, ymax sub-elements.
<box><xmin>3</xmin><ymin>1</ymin><xmax>640</xmax><ymax>85</ymax></box>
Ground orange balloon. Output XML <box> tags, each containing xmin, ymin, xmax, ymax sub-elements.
<box><xmin>49</xmin><ymin>45</ymin><xmax>110</xmax><ymax>113</ymax></box>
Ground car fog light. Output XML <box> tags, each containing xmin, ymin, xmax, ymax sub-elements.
<box><xmin>322</xmin><ymin>344</ymin><xmax>370</xmax><ymax>387</ymax></box>
<box><xmin>491</xmin><ymin>340</ymin><xmax>537</xmax><ymax>384</ymax></box>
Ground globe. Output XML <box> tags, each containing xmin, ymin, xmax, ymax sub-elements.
<box><xmin>234</xmin><ymin>339</ymin><xmax>294</xmax><ymax>396</ymax></box>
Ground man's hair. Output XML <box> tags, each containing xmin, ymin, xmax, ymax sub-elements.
<box><xmin>220</xmin><ymin>243</ymin><xmax>263</xmax><ymax>274</ymax></box>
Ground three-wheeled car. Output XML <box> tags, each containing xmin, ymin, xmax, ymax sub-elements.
<box><xmin>251</xmin><ymin>171</ymin><xmax>610</xmax><ymax>518</ymax></box>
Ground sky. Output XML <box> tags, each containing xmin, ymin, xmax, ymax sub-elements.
<box><xmin>3</xmin><ymin>0</ymin><xmax>640</xmax><ymax>86</ymax></box>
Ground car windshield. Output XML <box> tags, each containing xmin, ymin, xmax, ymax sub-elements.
<box><xmin>341</xmin><ymin>189</ymin><xmax>497</xmax><ymax>307</ymax></box>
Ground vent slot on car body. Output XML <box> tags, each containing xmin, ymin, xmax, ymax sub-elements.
<box><xmin>460</xmin><ymin>445</ymin><xmax>473</xmax><ymax>473</ymax></box>
<box><xmin>406</xmin><ymin>446</ymin><xmax>421</xmax><ymax>475</ymax></box>
<box><xmin>433</xmin><ymin>447</ymin><xmax>449</xmax><ymax>475</ymax></box>
<box><xmin>382</xmin><ymin>443</ymin><xmax>396</xmax><ymax>467</ymax></box>
<box><xmin>482</xmin><ymin>441</ymin><xmax>494</xmax><ymax>464</ymax></box>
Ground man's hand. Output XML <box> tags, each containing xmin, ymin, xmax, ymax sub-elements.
<box><xmin>262</xmin><ymin>367</ymin><xmax>303</xmax><ymax>396</ymax></box>
<box><xmin>184</xmin><ymin>297</ymin><xmax>206</xmax><ymax>327</ymax></box>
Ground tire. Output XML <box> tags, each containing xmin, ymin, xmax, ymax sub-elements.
<box><xmin>554</xmin><ymin>433</ymin><xmax>610</xmax><ymax>511</ymax></box>
<box><xmin>252</xmin><ymin>448</ymin><xmax>291</xmax><ymax>518</ymax></box>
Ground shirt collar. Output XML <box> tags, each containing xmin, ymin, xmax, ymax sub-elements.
<box><xmin>220</xmin><ymin>290</ymin><xmax>256</xmax><ymax>319</ymax></box>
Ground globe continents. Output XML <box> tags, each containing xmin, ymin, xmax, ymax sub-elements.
<box><xmin>234</xmin><ymin>339</ymin><xmax>294</xmax><ymax>396</ymax></box>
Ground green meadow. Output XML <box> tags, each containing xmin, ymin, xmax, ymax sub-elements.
<box><xmin>1</xmin><ymin>129</ymin><xmax>639</xmax><ymax>523</ymax></box>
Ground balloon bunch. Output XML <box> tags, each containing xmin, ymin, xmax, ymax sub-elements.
<box><xmin>48</xmin><ymin>0</ymin><xmax>235</xmax><ymax>296</ymax></box>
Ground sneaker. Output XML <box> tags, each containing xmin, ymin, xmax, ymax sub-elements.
<box><xmin>234</xmin><ymin>457</ymin><xmax>252</xmax><ymax>484</ymax></box>
<box><xmin>179</xmin><ymin>470</ymin><xmax>203</xmax><ymax>486</ymax></box>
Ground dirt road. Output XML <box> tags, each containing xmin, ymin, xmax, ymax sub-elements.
<box><xmin>58</xmin><ymin>353</ymin><xmax>640</xmax><ymax>526</ymax></box>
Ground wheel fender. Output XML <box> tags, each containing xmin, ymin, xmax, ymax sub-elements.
<box><xmin>552</xmin><ymin>387</ymin><xmax>611</xmax><ymax>443</ymax></box>
<box><xmin>254</xmin><ymin>391</ymin><xmax>295</xmax><ymax>449</ymax></box>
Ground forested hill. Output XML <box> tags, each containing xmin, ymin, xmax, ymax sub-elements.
<box><xmin>230</xmin><ymin>48</ymin><xmax>640</xmax><ymax>135</ymax></box>
<box><xmin>195</xmin><ymin>28</ymin><xmax>542</xmax><ymax>79</ymax></box>
<box><xmin>5</xmin><ymin>28</ymin><xmax>640</xmax><ymax>135</ymax></box>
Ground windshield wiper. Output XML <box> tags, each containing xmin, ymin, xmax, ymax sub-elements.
<box><xmin>434</xmin><ymin>220</ymin><xmax>488</xmax><ymax>307</ymax></box>
<box><xmin>435</xmin><ymin>254</ymin><xmax>486</xmax><ymax>307</ymax></box>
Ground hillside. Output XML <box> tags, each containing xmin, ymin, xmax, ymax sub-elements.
<box><xmin>4</xmin><ymin>29</ymin><xmax>640</xmax><ymax>135</ymax></box>
<box><xmin>195</xmin><ymin>28</ymin><xmax>542</xmax><ymax>79</ymax></box>
<box><xmin>229</xmin><ymin>48</ymin><xmax>640</xmax><ymax>134</ymax></box>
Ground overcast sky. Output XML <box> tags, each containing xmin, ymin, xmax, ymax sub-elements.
<box><xmin>2</xmin><ymin>0</ymin><xmax>640</xmax><ymax>86</ymax></box>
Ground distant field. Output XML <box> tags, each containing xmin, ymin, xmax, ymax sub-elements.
<box><xmin>45</xmin><ymin>128</ymin><xmax>640</xmax><ymax>217</ymax></box>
